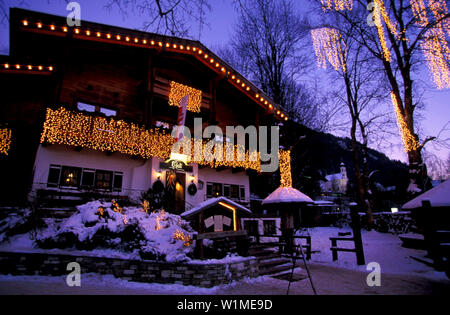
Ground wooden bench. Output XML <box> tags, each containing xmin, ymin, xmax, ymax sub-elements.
<box><xmin>330</xmin><ymin>236</ymin><xmax>357</xmax><ymax>261</ymax></box>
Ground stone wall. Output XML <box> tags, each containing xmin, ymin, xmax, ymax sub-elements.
<box><xmin>0</xmin><ymin>251</ymin><xmax>259</xmax><ymax>287</ymax></box>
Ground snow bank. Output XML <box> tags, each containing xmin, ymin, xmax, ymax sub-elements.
<box><xmin>298</xmin><ymin>227</ymin><xmax>447</xmax><ymax>280</ymax></box>
<box><xmin>35</xmin><ymin>201</ymin><xmax>196</xmax><ymax>262</ymax></box>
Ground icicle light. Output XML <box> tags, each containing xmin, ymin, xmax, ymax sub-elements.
<box><xmin>410</xmin><ymin>0</ymin><xmax>450</xmax><ymax>89</ymax></box>
<box><xmin>311</xmin><ymin>28</ymin><xmax>347</xmax><ymax>72</ymax></box>
<box><xmin>373</xmin><ymin>1</ymin><xmax>391</xmax><ymax>62</ymax></box>
<box><xmin>320</xmin><ymin>0</ymin><xmax>353</xmax><ymax>11</ymax></box>
<box><xmin>390</xmin><ymin>91</ymin><xmax>420</xmax><ymax>152</ymax></box>
<box><xmin>168</xmin><ymin>81</ymin><xmax>202</xmax><ymax>113</ymax></box>
<box><xmin>279</xmin><ymin>150</ymin><xmax>292</xmax><ymax>188</ymax></box>
<box><xmin>421</xmin><ymin>28</ymin><xmax>450</xmax><ymax>89</ymax></box>
<box><xmin>0</xmin><ymin>128</ymin><xmax>12</xmax><ymax>155</ymax></box>
<box><xmin>40</xmin><ymin>107</ymin><xmax>264</xmax><ymax>172</ymax></box>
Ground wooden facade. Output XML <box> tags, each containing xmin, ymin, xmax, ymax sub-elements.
<box><xmin>0</xmin><ymin>8</ymin><xmax>286</xmax><ymax>208</ymax></box>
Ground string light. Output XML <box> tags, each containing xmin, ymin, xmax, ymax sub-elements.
<box><xmin>97</xmin><ymin>206</ymin><xmax>105</xmax><ymax>219</ymax></box>
<box><xmin>40</xmin><ymin>107</ymin><xmax>176</xmax><ymax>160</ymax></box>
<box><xmin>0</xmin><ymin>128</ymin><xmax>12</xmax><ymax>155</ymax></box>
<box><xmin>410</xmin><ymin>0</ymin><xmax>450</xmax><ymax>88</ymax></box>
<box><xmin>373</xmin><ymin>2</ymin><xmax>391</xmax><ymax>62</ymax></box>
<box><xmin>18</xmin><ymin>19</ymin><xmax>287</xmax><ymax>121</ymax></box>
<box><xmin>218</xmin><ymin>202</ymin><xmax>238</xmax><ymax>231</ymax></box>
<box><xmin>421</xmin><ymin>27</ymin><xmax>450</xmax><ymax>89</ymax></box>
<box><xmin>311</xmin><ymin>28</ymin><xmax>347</xmax><ymax>72</ymax></box>
<box><xmin>155</xmin><ymin>210</ymin><xmax>166</xmax><ymax>231</ymax></box>
<box><xmin>173</xmin><ymin>230</ymin><xmax>193</xmax><ymax>247</ymax></box>
<box><xmin>168</xmin><ymin>81</ymin><xmax>202</xmax><ymax>113</ymax></box>
<box><xmin>141</xmin><ymin>200</ymin><xmax>150</xmax><ymax>213</ymax></box>
<box><xmin>320</xmin><ymin>0</ymin><xmax>352</xmax><ymax>11</ymax></box>
<box><xmin>279</xmin><ymin>150</ymin><xmax>292</xmax><ymax>188</ymax></box>
<box><xmin>111</xmin><ymin>200</ymin><xmax>123</xmax><ymax>213</ymax></box>
<box><xmin>390</xmin><ymin>91</ymin><xmax>420</xmax><ymax>152</ymax></box>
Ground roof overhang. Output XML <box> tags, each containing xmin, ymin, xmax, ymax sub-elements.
<box><xmin>9</xmin><ymin>7</ymin><xmax>288</xmax><ymax>121</ymax></box>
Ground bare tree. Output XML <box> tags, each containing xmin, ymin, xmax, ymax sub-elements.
<box><xmin>310</xmin><ymin>17</ymin><xmax>395</xmax><ymax>223</ymax></box>
<box><xmin>219</xmin><ymin>0</ymin><xmax>323</xmax><ymax>129</ymax></box>
<box><xmin>310</xmin><ymin>0</ymin><xmax>450</xmax><ymax>195</ymax></box>
<box><xmin>106</xmin><ymin>0</ymin><xmax>211</xmax><ymax>37</ymax></box>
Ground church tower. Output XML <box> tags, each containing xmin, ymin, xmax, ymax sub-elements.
<box><xmin>340</xmin><ymin>162</ymin><xmax>347</xmax><ymax>179</ymax></box>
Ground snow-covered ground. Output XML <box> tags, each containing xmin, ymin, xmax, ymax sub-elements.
<box><xmin>1</xmin><ymin>220</ymin><xmax>450</xmax><ymax>295</ymax></box>
<box><xmin>301</xmin><ymin>227</ymin><xmax>447</xmax><ymax>280</ymax></box>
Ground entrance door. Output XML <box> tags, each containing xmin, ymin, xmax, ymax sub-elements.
<box><xmin>174</xmin><ymin>172</ymin><xmax>186</xmax><ymax>214</ymax></box>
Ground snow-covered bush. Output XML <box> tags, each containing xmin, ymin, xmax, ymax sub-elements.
<box><xmin>0</xmin><ymin>209</ymin><xmax>45</xmax><ymax>243</ymax></box>
<box><xmin>36</xmin><ymin>201</ymin><xmax>196</xmax><ymax>262</ymax></box>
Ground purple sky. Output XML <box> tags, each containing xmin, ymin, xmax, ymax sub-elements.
<box><xmin>0</xmin><ymin>0</ymin><xmax>448</xmax><ymax>170</ymax></box>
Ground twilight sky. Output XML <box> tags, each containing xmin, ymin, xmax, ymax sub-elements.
<box><xmin>0</xmin><ymin>0</ymin><xmax>448</xmax><ymax>171</ymax></box>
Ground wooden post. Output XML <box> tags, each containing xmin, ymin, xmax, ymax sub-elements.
<box><xmin>306</xmin><ymin>236</ymin><xmax>311</xmax><ymax>260</ymax></box>
<box><xmin>331</xmin><ymin>239</ymin><xmax>338</xmax><ymax>261</ymax></box>
<box><xmin>350</xmin><ymin>204</ymin><xmax>365</xmax><ymax>265</ymax></box>
<box><xmin>421</xmin><ymin>200</ymin><xmax>441</xmax><ymax>266</ymax></box>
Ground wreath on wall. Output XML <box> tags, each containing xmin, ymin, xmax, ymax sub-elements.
<box><xmin>187</xmin><ymin>183</ymin><xmax>197</xmax><ymax>196</ymax></box>
<box><xmin>152</xmin><ymin>179</ymin><xmax>164</xmax><ymax>194</ymax></box>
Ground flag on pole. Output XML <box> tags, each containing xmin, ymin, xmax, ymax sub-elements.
<box><xmin>176</xmin><ymin>94</ymin><xmax>189</xmax><ymax>142</ymax></box>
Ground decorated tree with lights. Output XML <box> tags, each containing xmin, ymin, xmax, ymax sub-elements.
<box><xmin>311</xmin><ymin>23</ymin><xmax>394</xmax><ymax>224</ymax></box>
<box><xmin>312</xmin><ymin>0</ymin><xmax>450</xmax><ymax>194</ymax></box>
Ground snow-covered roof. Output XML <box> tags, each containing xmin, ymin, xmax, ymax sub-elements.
<box><xmin>262</xmin><ymin>187</ymin><xmax>314</xmax><ymax>205</ymax></box>
<box><xmin>402</xmin><ymin>179</ymin><xmax>450</xmax><ymax>209</ymax></box>
<box><xmin>181</xmin><ymin>197</ymin><xmax>252</xmax><ymax>219</ymax></box>
<box><xmin>310</xmin><ymin>200</ymin><xmax>337</xmax><ymax>206</ymax></box>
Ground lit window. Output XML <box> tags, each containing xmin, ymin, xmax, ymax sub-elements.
<box><xmin>60</xmin><ymin>166</ymin><xmax>81</xmax><ymax>188</ymax></box>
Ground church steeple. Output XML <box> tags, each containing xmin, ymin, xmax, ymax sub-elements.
<box><xmin>340</xmin><ymin>162</ymin><xmax>347</xmax><ymax>179</ymax></box>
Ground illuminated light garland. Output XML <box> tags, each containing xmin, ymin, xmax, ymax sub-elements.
<box><xmin>0</xmin><ymin>128</ymin><xmax>12</xmax><ymax>155</ymax></box>
<box><xmin>18</xmin><ymin>19</ymin><xmax>288</xmax><ymax>120</ymax></box>
<box><xmin>374</xmin><ymin>0</ymin><xmax>399</xmax><ymax>38</ymax></box>
<box><xmin>390</xmin><ymin>91</ymin><xmax>421</xmax><ymax>152</ymax></box>
<box><xmin>2</xmin><ymin>63</ymin><xmax>53</xmax><ymax>72</ymax></box>
<box><xmin>40</xmin><ymin>107</ymin><xmax>176</xmax><ymax>160</ymax></box>
<box><xmin>218</xmin><ymin>202</ymin><xmax>237</xmax><ymax>231</ymax></box>
<box><xmin>97</xmin><ymin>206</ymin><xmax>105</xmax><ymax>219</ymax></box>
<box><xmin>429</xmin><ymin>0</ymin><xmax>450</xmax><ymax>36</ymax></box>
<box><xmin>168</xmin><ymin>81</ymin><xmax>202</xmax><ymax>113</ymax></box>
<box><xmin>311</xmin><ymin>28</ymin><xmax>347</xmax><ymax>72</ymax></box>
<box><xmin>155</xmin><ymin>210</ymin><xmax>166</xmax><ymax>231</ymax></box>
<box><xmin>40</xmin><ymin>107</ymin><xmax>264</xmax><ymax>172</ymax></box>
<box><xmin>421</xmin><ymin>27</ymin><xmax>450</xmax><ymax>89</ymax></box>
<box><xmin>411</xmin><ymin>0</ymin><xmax>429</xmax><ymax>27</ymax></box>
<box><xmin>410</xmin><ymin>0</ymin><xmax>450</xmax><ymax>88</ymax></box>
<box><xmin>320</xmin><ymin>0</ymin><xmax>353</xmax><ymax>11</ymax></box>
<box><xmin>141</xmin><ymin>200</ymin><xmax>150</xmax><ymax>213</ymax></box>
<box><xmin>279</xmin><ymin>150</ymin><xmax>292</xmax><ymax>188</ymax></box>
<box><xmin>111</xmin><ymin>200</ymin><xmax>123</xmax><ymax>213</ymax></box>
<box><xmin>173</xmin><ymin>230</ymin><xmax>193</xmax><ymax>247</ymax></box>
<box><xmin>373</xmin><ymin>1</ymin><xmax>391</xmax><ymax>62</ymax></box>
